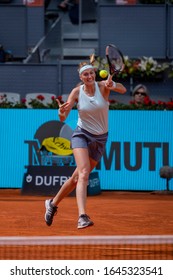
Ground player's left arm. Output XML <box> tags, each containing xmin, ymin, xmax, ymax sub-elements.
<box><xmin>99</xmin><ymin>81</ymin><xmax>126</xmax><ymax>101</ymax></box>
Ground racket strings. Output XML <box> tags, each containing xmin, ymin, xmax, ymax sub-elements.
<box><xmin>107</xmin><ymin>44</ymin><xmax>124</xmax><ymax>74</ymax></box>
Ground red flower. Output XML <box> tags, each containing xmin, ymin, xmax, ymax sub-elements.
<box><xmin>143</xmin><ymin>96</ymin><xmax>151</xmax><ymax>105</ymax></box>
<box><xmin>57</xmin><ymin>96</ymin><xmax>62</xmax><ymax>101</ymax></box>
<box><xmin>21</xmin><ymin>98</ymin><xmax>26</xmax><ymax>103</ymax></box>
<box><xmin>166</xmin><ymin>101</ymin><xmax>173</xmax><ymax>109</ymax></box>
<box><xmin>109</xmin><ymin>99</ymin><xmax>117</xmax><ymax>104</ymax></box>
<box><xmin>158</xmin><ymin>100</ymin><xmax>164</xmax><ymax>105</ymax></box>
<box><xmin>37</xmin><ymin>95</ymin><xmax>45</xmax><ymax>101</ymax></box>
<box><xmin>151</xmin><ymin>100</ymin><xmax>156</xmax><ymax>105</ymax></box>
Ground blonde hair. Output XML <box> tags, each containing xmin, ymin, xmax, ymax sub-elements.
<box><xmin>78</xmin><ymin>61</ymin><xmax>88</xmax><ymax>69</ymax></box>
<box><xmin>78</xmin><ymin>54</ymin><xmax>96</xmax><ymax>73</ymax></box>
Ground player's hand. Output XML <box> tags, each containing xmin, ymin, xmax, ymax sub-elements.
<box><xmin>105</xmin><ymin>78</ymin><xmax>113</xmax><ymax>88</ymax></box>
<box><xmin>56</xmin><ymin>98</ymin><xmax>70</xmax><ymax>115</ymax></box>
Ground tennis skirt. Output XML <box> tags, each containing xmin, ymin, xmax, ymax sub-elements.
<box><xmin>71</xmin><ymin>126</ymin><xmax>108</xmax><ymax>162</ymax></box>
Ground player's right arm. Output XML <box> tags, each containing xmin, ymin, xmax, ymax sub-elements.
<box><xmin>56</xmin><ymin>87</ymin><xmax>79</xmax><ymax>122</ymax></box>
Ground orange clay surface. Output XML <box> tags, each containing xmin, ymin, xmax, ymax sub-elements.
<box><xmin>0</xmin><ymin>189</ymin><xmax>173</xmax><ymax>237</ymax></box>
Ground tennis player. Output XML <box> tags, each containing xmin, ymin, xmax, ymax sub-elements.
<box><xmin>44</xmin><ymin>60</ymin><xmax>126</xmax><ymax>229</ymax></box>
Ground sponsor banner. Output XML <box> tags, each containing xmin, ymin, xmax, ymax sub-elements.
<box><xmin>22</xmin><ymin>166</ymin><xmax>101</xmax><ymax>196</ymax></box>
<box><xmin>0</xmin><ymin>109</ymin><xmax>173</xmax><ymax>191</ymax></box>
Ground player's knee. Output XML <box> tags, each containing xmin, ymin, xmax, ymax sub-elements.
<box><xmin>72</xmin><ymin>174</ymin><xmax>78</xmax><ymax>184</ymax></box>
<box><xmin>78</xmin><ymin>168</ymin><xmax>90</xmax><ymax>182</ymax></box>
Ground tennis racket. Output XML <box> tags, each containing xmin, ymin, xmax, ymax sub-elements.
<box><xmin>106</xmin><ymin>44</ymin><xmax>124</xmax><ymax>83</ymax></box>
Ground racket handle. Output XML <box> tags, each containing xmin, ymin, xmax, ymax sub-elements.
<box><xmin>107</xmin><ymin>74</ymin><xmax>112</xmax><ymax>83</ymax></box>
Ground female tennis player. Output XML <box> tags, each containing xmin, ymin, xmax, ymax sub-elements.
<box><xmin>44</xmin><ymin>59</ymin><xmax>126</xmax><ymax>229</ymax></box>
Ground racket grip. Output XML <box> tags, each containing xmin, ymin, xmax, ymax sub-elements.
<box><xmin>107</xmin><ymin>74</ymin><xmax>112</xmax><ymax>83</ymax></box>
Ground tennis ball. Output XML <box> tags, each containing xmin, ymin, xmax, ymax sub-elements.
<box><xmin>99</xmin><ymin>70</ymin><xmax>108</xmax><ymax>79</ymax></box>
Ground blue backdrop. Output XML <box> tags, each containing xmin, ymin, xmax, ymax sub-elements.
<box><xmin>0</xmin><ymin>109</ymin><xmax>173</xmax><ymax>191</ymax></box>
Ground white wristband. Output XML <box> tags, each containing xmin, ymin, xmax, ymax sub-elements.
<box><xmin>58</xmin><ymin>109</ymin><xmax>66</xmax><ymax>116</ymax></box>
<box><xmin>112</xmin><ymin>81</ymin><xmax>117</xmax><ymax>88</ymax></box>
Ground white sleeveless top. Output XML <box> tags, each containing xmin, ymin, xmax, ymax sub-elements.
<box><xmin>77</xmin><ymin>82</ymin><xmax>109</xmax><ymax>135</ymax></box>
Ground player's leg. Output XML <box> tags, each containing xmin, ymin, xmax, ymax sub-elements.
<box><xmin>52</xmin><ymin>167</ymin><xmax>78</xmax><ymax>204</ymax></box>
<box><xmin>44</xmin><ymin>168</ymin><xmax>78</xmax><ymax>226</ymax></box>
<box><xmin>73</xmin><ymin>147</ymin><xmax>98</xmax><ymax>229</ymax></box>
<box><xmin>45</xmin><ymin>131</ymin><xmax>99</xmax><ymax>228</ymax></box>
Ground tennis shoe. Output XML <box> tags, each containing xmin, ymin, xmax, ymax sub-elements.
<box><xmin>77</xmin><ymin>214</ymin><xmax>94</xmax><ymax>229</ymax></box>
<box><xmin>45</xmin><ymin>199</ymin><xmax>57</xmax><ymax>226</ymax></box>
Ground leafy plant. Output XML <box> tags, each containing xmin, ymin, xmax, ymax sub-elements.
<box><xmin>26</xmin><ymin>95</ymin><xmax>60</xmax><ymax>109</ymax></box>
<box><xmin>109</xmin><ymin>97</ymin><xmax>173</xmax><ymax>110</ymax></box>
<box><xmin>93</xmin><ymin>55</ymin><xmax>169</xmax><ymax>80</ymax></box>
<box><xmin>0</xmin><ymin>94</ymin><xmax>26</xmax><ymax>108</ymax></box>
<box><xmin>1</xmin><ymin>90</ymin><xmax>173</xmax><ymax>110</ymax></box>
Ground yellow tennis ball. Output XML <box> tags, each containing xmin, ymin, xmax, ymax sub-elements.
<box><xmin>99</xmin><ymin>70</ymin><xmax>108</xmax><ymax>79</ymax></box>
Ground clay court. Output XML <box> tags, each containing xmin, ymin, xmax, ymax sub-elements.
<box><xmin>0</xmin><ymin>189</ymin><xmax>173</xmax><ymax>259</ymax></box>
